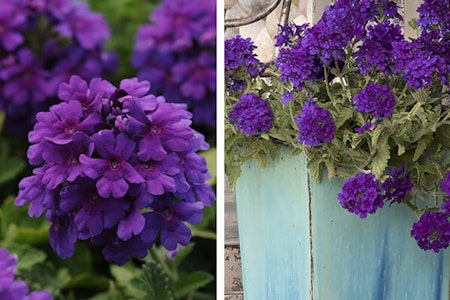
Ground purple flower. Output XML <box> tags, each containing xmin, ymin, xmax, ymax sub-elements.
<box><xmin>411</xmin><ymin>211</ymin><xmax>450</xmax><ymax>253</ymax></box>
<box><xmin>0</xmin><ymin>0</ymin><xmax>115</xmax><ymax>135</ymax></box>
<box><xmin>132</xmin><ymin>0</ymin><xmax>216</xmax><ymax>126</ymax></box>
<box><xmin>225</xmin><ymin>35</ymin><xmax>265</xmax><ymax>94</ymax></box>
<box><xmin>54</xmin><ymin>2</ymin><xmax>111</xmax><ymax>50</ymax></box>
<box><xmin>295</xmin><ymin>98</ymin><xmax>336</xmax><ymax>146</ymax></box>
<box><xmin>143</xmin><ymin>195</ymin><xmax>204</xmax><ymax>250</ymax></box>
<box><xmin>352</xmin><ymin>82</ymin><xmax>396</xmax><ymax>119</ymax></box>
<box><xmin>417</xmin><ymin>0</ymin><xmax>450</xmax><ymax>32</ymax></box>
<box><xmin>354</xmin><ymin>20</ymin><xmax>403</xmax><ymax>75</ymax></box>
<box><xmin>16</xmin><ymin>75</ymin><xmax>215</xmax><ymax>265</ymax></box>
<box><xmin>281</xmin><ymin>92</ymin><xmax>294</xmax><ymax>104</ymax></box>
<box><xmin>355</xmin><ymin>121</ymin><xmax>378</xmax><ymax>134</ymax></box>
<box><xmin>0</xmin><ymin>248</ymin><xmax>53</xmax><ymax>300</ymax></box>
<box><xmin>382</xmin><ymin>165</ymin><xmax>413</xmax><ymax>204</ymax></box>
<box><xmin>392</xmin><ymin>39</ymin><xmax>448</xmax><ymax>89</ymax></box>
<box><xmin>228</xmin><ymin>93</ymin><xmax>274</xmax><ymax>136</ymax></box>
<box><xmin>80</xmin><ymin>130</ymin><xmax>144</xmax><ymax>198</ymax></box>
<box><xmin>275</xmin><ymin>23</ymin><xmax>308</xmax><ymax>47</ymax></box>
<box><xmin>440</xmin><ymin>171</ymin><xmax>450</xmax><ymax>197</ymax></box>
<box><xmin>275</xmin><ymin>42</ymin><xmax>322</xmax><ymax>92</ymax></box>
<box><xmin>0</xmin><ymin>2</ymin><xmax>25</xmax><ymax>51</ymax></box>
<box><xmin>338</xmin><ymin>172</ymin><xmax>384</xmax><ymax>218</ymax></box>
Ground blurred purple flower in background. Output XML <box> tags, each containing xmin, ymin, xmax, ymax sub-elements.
<box><xmin>0</xmin><ymin>248</ymin><xmax>52</xmax><ymax>300</ymax></box>
<box><xmin>132</xmin><ymin>0</ymin><xmax>216</xmax><ymax>126</ymax></box>
<box><xmin>15</xmin><ymin>75</ymin><xmax>215</xmax><ymax>265</ymax></box>
<box><xmin>0</xmin><ymin>0</ymin><xmax>116</xmax><ymax>135</ymax></box>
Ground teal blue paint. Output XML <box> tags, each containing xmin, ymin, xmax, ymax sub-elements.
<box><xmin>236</xmin><ymin>148</ymin><xmax>312</xmax><ymax>299</ymax></box>
<box><xmin>235</xmin><ymin>147</ymin><xmax>450</xmax><ymax>299</ymax></box>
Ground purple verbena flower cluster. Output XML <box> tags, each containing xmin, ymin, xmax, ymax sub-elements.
<box><xmin>15</xmin><ymin>75</ymin><xmax>215</xmax><ymax>265</ymax></box>
<box><xmin>411</xmin><ymin>211</ymin><xmax>450</xmax><ymax>253</ymax></box>
<box><xmin>392</xmin><ymin>39</ymin><xmax>449</xmax><ymax>89</ymax></box>
<box><xmin>225</xmin><ymin>35</ymin><xmax>265</xmax><ymax>95</ymax></box>
<box><xmin>417</xmin><ymin>0</ymin><xmax>450</xmax><ymax>33</ymax></box>
<box><xmin>274</xmin><ymin>23</ymin><xmax>309</xmax><ymax>47</ymax></box>
<box><xmin>276</xmin><ymin>42</ymin><xmax>322</xmax><ymax>93</ymax></box>
<box><xmin>382</xmin><ymin>165</ymin><xmax>413</xmax><ymax>204</ymax></box>
<box><xmin>132</xmin><ymin>0</ymin><xmax>216</xmax><ymax>126</ymax></box>
<box><xmin>339</xmin><ymin>166</ymin><xmax>414</xmax><ymax>217</ymax></box>
<box><xmin>338</xmin><ymin>172</ymin><xmax>384</xmax><ymax>218</ymax></box>
<box><xmin>228</xmin><ymin>93</ymin><xmax>274</xmax><ymax>136</ymax></box>
<box><xmin>0</xmin><ymin>248</ymin><xmax>52</xmax><ymax>300</ymax></box>
<box><xmin>0</xmin><ymin>0</ymin><xmax>115</xmax><ymax>134</ymax></box>
<box><xmin>410</xmin><ymin>171</ymin><xmax>450</xmax><ymax>253</ymax></box>
<box><xmin>354</xmin><ymin>20</ymin><xmax>404</xmax><ymax>75</ymax></box>
<box><xmin>352</xmin><ymin>82</ymin><xmax>396</xmax><ymax>119</ymax></box>
<box><xmin>295</xmin><ymin>98</ymin><xmax>336</xmax><ymax>147</ymax></box>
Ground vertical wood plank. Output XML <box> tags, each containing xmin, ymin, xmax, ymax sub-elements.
<box><xmin>236</xmin><ymin>147</ymin><xmax>311</xmax><ymax>299</ymax></box>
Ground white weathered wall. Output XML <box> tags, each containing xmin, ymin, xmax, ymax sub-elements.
<box><xmin>225</xmin><ymin>0</ymin><xmax>422</xmax><ymax>62</ymax></box>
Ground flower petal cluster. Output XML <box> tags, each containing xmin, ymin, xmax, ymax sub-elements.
<box><xmin>295</xmin><ymin>98</ymin><xmax>336</xmax><ymax>146</ymax></box>
<box><xmin>228</xmin><ymin>93</ymin><xmax>274</xmax><ymax>136</ymax></box>
<box><xmin>352</xmin><ymin>82</ymin><xmax>396</xmax><ymax>119</ymax></box>
<box><xmin>15</xmin><ymin>75</ymin><xmax>215</xmax><ymax>265</ymax></box>
<box><xmin>354</xmin><ymin>20</ymin><xmax>403</xmax><ymax>75</ymax></box>
<box><xmin>0</xmin><ymin>0</ymin><xmax>115</xmax><ymax>135</ymax></box>
<box><xmin>225</xmin><ymin>35</ymin><xmax>265</xmax><ymax>95</ymax></box>
<box><xmin>132</xmin><ymin>0</ymin><xmax>216</xmax><ymax>126</ymax></box>
<box><xmin>411</xmin><ymin>211</ymin><xmax>450</xmax><ymax>253</ymax></box>
<box><xmin>338</xmin><ymin>172</ymin><xmax>384</xmax><ymax>218</ymax></box>
<box><xmin>0</xmin><ymin>248</ymin><xmax>52</xmax><ymax>300</ymax></box>
<box><xmin>382</xmin><ymin>165</ymin><xmax>413</xmax><ymax>204</ymax></box>
<box><xmin>417</xmin><ymin>0</ymin><xmax>450</xmax><ymax>32</ymax></box>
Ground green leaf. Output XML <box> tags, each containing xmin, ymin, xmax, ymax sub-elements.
<box><xmin>0</xmin><ymin>158</ymin><xmax>25</xmax><ymax>185</ymax></box>
<box><xmin>370</xmin><ymin>135</ymin><xmax>390</xmax><ymax>178</ymax></box>
<box><xmin>413</xmin><ymin>135</ymin><xmax>432</xmax><ymax>161</ymax></box>
<box><xmin>333</xmin><ymin>106</ymin><xmax>354</xmax><ymax>128</ymax></box>
<box><xmin>141</xmin><ymin>260</ymin><xmax>174</xmax><ymax>300</ymax></box>
<box><xmin>19</xmin><ymin>262</ymin><xmax>71</xmax><ymax>296</ymax></box>
<box><xmin>110</xmin><ymin>263</ymin><xmax>145</xmax><ymax>299</ymax></box>
<box><xmin>173</xmin><ymin>271</ymin><xmax>214</xmax><ymax>298</ymax></box>
<box><xmin>5</xmin><ymin>244</ymin><xmax>46</xmax><ymax>272</ymax></box>
<box><xmin>307</xmin><ymin>155</ymin><xmax>323</xmax><ymax>183</ymax></box>
<box><xmin>201</xmin><ymin>148</ymin><xmax>216</xmax><ymax>186</ymax></box>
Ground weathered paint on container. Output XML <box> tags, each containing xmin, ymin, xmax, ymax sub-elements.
<box><xmin>235</xmin><ymin>147</ymin><xmax>450</xmax><ymax>299</ymax></box>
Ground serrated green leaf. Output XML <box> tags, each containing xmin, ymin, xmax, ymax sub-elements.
<box><xmin>111</xmin><ymin>263</ymin><xmax>145</xmax><ymax>299</ymax></box>
<box><xmin>370</xmin><ymin>135</ymin><xmax>390</xmax><ymax>178</ymax></box>
<box><xmin>19</xmin><ymin>262</ymin><xmax>71</xmax><ymax>296</ymax></box>
<box><xmin>141</xmin><ymin>261</ymin><xmax>174</xmax><ymax>300</ymax></box>
<box><xmin>413</xmin><ymin>135</ymin><xmax>432</xmax><ymax>161</ymax></box>
<box><xmin>307</xmin><ymin>156</ymin><xmax>323</xmax><ymax>183</ymax></box>
<box><xmin>333</xmin><ymin>106</ymin><xmax>354</xmax><ymax>128</ymax></box>
<box><xmin>173</xmin><ymin>271</ymin><xmax>214</xmax><ymax>298</ymax></box>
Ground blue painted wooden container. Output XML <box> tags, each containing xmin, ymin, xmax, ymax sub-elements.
<box><xmin>235</xmin><ymin>147</ymin><xmax>450</xmax><ymax>299</ymax></box>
